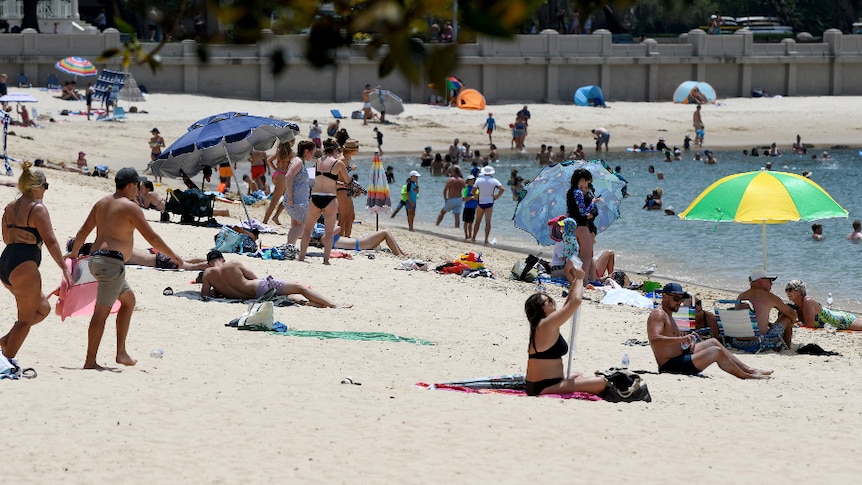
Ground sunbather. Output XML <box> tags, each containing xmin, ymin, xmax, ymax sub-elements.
<box><xmin>326</xmin><ymin>227</ymin><xmax>404</xmax><ymax>256</ymax></box>
<box><xmin>784</xmin><ymin>279</ymin><xmax>862</xmax><ymax>330</ymax></box>
<box><xmin>136</xmin><ymin>181</ymin><xmax>166</xmax><ymax>211</ymax></box>
<box><xmin>648</xmin><ymin>283</ymin><xmax>772</xmax><ymax>379</ymax></box>
<box><xmin>201</xmin><ymin>250</ymin><xmax>350</xmax><ymax>308</ymax></box>
<box><xmin>66</xmin><ymin>239</ymin><xmax>208</xmax><ymax>271</ymax></box>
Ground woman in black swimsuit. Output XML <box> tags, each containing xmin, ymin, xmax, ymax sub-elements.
<box><xmin>298</xmin><ymin>138</ymin><xmax>349</xmax><ymax>265</ymax></box>
<box><xmin>0</xmin><ymin>162</ymin><xmax>71</xmax><ymax>364</ymax></box>
<box><xmin>524</xmin><ymin>265</ymin><xmax>607</xmax><ymax>396</ymax></box>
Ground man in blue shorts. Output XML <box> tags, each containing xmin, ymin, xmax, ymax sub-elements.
<box><xmin>647</xmin><ymin>283</ymin><xmax>771</xmax><ymax>379</ymax></box>
<box><xmin>436</xmin><ymin>167</ymin><xmax>465</xmax><ymax>228</ymax></box>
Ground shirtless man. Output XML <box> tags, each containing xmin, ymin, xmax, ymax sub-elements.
<box><xmin>436</xmin><ymin>168</ymin><xmax>466</xmax><ymax>228</ymax></box>
<box><xmin>248</xmin><ymin>149</ymin><xmax>269</xmax><ymax>181</ymax></box>
<box><xmin>648</xmin><ymin>283</ymin><xmax>771</xmax><ymax>379</ymax></box>
<box><xmin>67</xmin><ymin>168</ymin><xmax>182</xmax><ymax>369</ymax></box>
<box><xmin>846</xmin><ymin>219</ymin><xmax>862</xmax><ymax>241</ymax></box>
<box><xmin>737</xmin><ymin>270</ymin><xmax>797</xmax><ymax>347</ymax></box>
<box><xmin>362</xmin><ymin>84</ymin><xmax>379</xmax><ymax>125</ymax></box>
<box><xmin>535</xmin><ymin>144</ymin><xmax>551</xmax><ymax>166</ymax></box>
<box><xmin>201</xmin><ymin>251</ymin><xmax>349</xmax><ymax>308</ymax></box>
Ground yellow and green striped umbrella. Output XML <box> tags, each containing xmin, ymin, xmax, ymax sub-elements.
<box><xmin>679</xmin><ymin>171</ymin><xmax>847</xmax><ymax>269</ymax></box>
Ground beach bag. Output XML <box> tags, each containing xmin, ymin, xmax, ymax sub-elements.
<box><xmin>547</xmin><ymin>215</ymin><xmax>566</xmax><ymax>242</ymax></box>
<box><xmin>236</xmin><ymin>301</ymin><xmax>274</xmax><ymax>330</ymax></box>
<box><xmin>214</xmin><ymin>226</ymin><xmax>243</xmax><ymax>253</ymax></box>
<box><xmin>92</xmin><ymin>165</ymin><xmax>109</xmax><ymax>178</ymax></box>
<box><xmin>595</xmin><ymin>369</ymin><xmax>652</xmax><ymax>403</ymax></box>
<box><xmin>0</xmin><ymin>354</ymin><xmax>14</xmax><ymax>378</ymax></box>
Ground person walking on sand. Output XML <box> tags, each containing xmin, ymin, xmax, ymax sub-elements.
<box><xmin>102</xmin><ymin>86</ymin><xmax>113</xmax><ymax>116</ymax></box>
<box><xmin>149</xmin><ymin>128</ymin><xmax>165</xmax><ymax>183</ymax></box>
<box><xmin>67</xmin><ymin>168</ymin><xmax>183</xmax><ymax>370</ymax></box>
<box><xmin>201</xmin><ymin>251</ymin><xmax>349</xmax><ymax>308</ymax></box>
<box><xmin>405</xmin><ymin>170</ymin><xmax>420</xmax><ymax>231</ymax></box>
<box><xmin>373</xmin><ymin>127</ymin><xmax>384</xmax><ymax>155</ymax></box>
<box><xmin>263</xmin><ymin>141</ymin><xmax>293</xmax><ymax>225</ymax></box>
<box><xmin>648</xmin><ymin>283</ymin><xmax>772</xmax><ymax>378</ymax></box>
<box><xmin>0</xmin><ymin>163</ymin><xmax>72</xmax><ymax>370</ymax></box>
<box><xmin>362</xmin><ymin>84</ymin><xmax>379</xmax><ymax>125</ymax></box>
<box><xmin>471</xmin><ymin>166</ymin><xmax>505</xmax><ymax>245</ymax></box>
<box><xmin>693</xmin><ymin>105</ymin><xmax>704</xmax><ymax>147</ymax></box>
<box><xmin>85</xmin><ymin>83</ymin><xmax>94</xmax><ymax>120</ymax></box>
<box><xmin>482</xmin><ymin>112</ymin><xmax>496</xmax><ymax>145</ymax></box>
<box><xmin>436</xmin><ymin>167</ymin><xmax>465</xmax><ymax>228</ymax></box>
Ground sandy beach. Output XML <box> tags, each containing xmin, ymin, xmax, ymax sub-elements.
<box><xmin>3</xmin><ymin>90</ymin><xmax>862</xmax><ymax>483</ymax></box>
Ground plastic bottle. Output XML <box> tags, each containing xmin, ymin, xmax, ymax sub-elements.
<box><xmin>621</xmin><ymin>353</ymin><xmax>630</xmax><ymax>369</ymax></box>
<box><xmin>827</xmin><ymin>293</ymin><xmax>833</xmax><ymax>305</ymax></box>
<box><xmin>150</xmin><ymin>348</ymin><xmax>164</xmax><ymax>359</ymax></box>
<box><xmin>536</xmin><ymin>281</ymin><xmax>545</xmax><ymax>294</ymax></box>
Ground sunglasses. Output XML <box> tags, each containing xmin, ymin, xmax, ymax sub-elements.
<box><xmin>669</xmin><ymin>294</ymin><xmax>685</xmax><ymax>302</ymax></box>
<box><xmin>42</xmin><ymin>182</ymin><xmax>49</xmax><ymax>190</ymax></box>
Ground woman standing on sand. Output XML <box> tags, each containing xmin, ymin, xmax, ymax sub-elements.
<box><xmin>283</xmin><ymin>140</ymin><xmax>315</xmax><ymax>244</ymax></box>
<box><xmin>263</xmin><ymin>140</ymin><xmax>293</xmax><ymax>225</ymax></box>
<box><xmin>566</xmin><ymin>168</ymin><xmax>600</xmax><ymax>283</ymax></box>
<box><xmin>298</xmin><ymin>139</ymin><xmax>349</xmax><ymax>265</ymax></box>
<box><xmin>336</xmin><ymin>139</ymin><xmax>360</xmax><ymax>237</ymax></box>
<box><xmin>1</xmin><ymin>162</ymin><xmax>71</xmax><ymax>368</ymax></box>
<box><xmin>524</xmin><ymin>267</ymin><xmax>607</xmax><ymax>396</ymax></box>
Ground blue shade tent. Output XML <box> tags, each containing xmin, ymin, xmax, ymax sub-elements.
<box><xmin>574</xmin><ymin>85</ymin><xmax>606</xmax><ymax>107</ymax></box>
<box><xmin>673</xmin><ymin>81</ymin><xmax>717</xmax><ymax>104</ymax></box>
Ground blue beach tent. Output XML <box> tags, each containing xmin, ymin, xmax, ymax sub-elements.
<box><xmin>673</xmin><ymin>81</ymin><xmax>717</xmax><ymax>104</ymax></box>
<box><xmin>574</xmin><ymin>85</ymin><xmax>606</xmax><ymax>107</ymax></box>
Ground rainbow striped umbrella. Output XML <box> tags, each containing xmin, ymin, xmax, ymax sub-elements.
<box><xmin>679</xmin><ymin>170</ymin><xmax>847</xmax><ymax>269</ymax></box>
<box><xmin>55</xmin><ymin>57</ymin><xmax>98</xmax><ymax>77</ymax></box>
<box><xmin>365</xmin><ymin>150</ymin><xmax>391</xmax><ymax>228</ymax></box>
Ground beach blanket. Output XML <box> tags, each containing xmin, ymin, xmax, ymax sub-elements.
<box><xmin>268</xmin><ymin>328</ymin><xmax>435</xmax><ymax>345</ymax></box>
<box><xmin>52</xmin><ymin>257</ymin><xmax>122</xmax><ymax>321</ymax></box>
<box><xmin>415</xmin><ymin>382</ymin><xmax>602</xmax><ymax>401</ymax></box>
<box><xmin>600</xmin><ymin>288</ymin><xmax>654</xmax><ymax>309</ymax></box>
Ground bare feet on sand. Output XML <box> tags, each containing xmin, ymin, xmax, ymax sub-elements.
<box><xmin>116</xmin><ymin>352</ymin><xmax>137</xmax><ymax>366</ymax></box>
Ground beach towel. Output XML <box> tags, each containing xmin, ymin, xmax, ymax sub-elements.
<box><xmin>52</xmin><ymin>257</ymin><xmax>122</xmax><ymax>321</ymax></box>
<box><xmin>170</xmin><ymin>289</ymin><xmax>297</xmax><ymax>307</ymax></box>
<box><xmin>267</xmin><ymin>328</ymin><xmax>435</xmax><ymax>345</ymax></box>
<box><xmin>599</xmin><ymin>288</ymin><xmax>654</xmax><ymax>309</ymax></box>
<box><xmin>415</xmin><ymin>382</ymin><xmax>602</xmax><ymax>401</ymax></box>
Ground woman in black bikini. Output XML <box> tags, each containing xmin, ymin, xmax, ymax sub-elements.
<box><xmin>0</xmin><ymin>162</ymin><xmax>71</xmax><ymax>365</ymax></box>
<box><xmin>524</xmin><ymin>265</ymin><xmax>607</xmax><ymax>396</ymax></box>
<box><xmin>298</xmin><ymin>138</ymin><xmax>349</xmax><ymax>265</ymax></box>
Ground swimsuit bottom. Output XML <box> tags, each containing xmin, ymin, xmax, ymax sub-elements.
<box><xmin>525</xmin><ymin>377</ymin><xmax>563</xmax><ymax>396</ymax></box>
<box><xmin>0</xmin><ymin>243</ymin><xmax>42</xmax><ymax>286</ymax></box>
<box><xmin>658</xmin><ymin>353</ymin><xmax>701</xmax><ymax>376</ymax></box>
<box><xmin>310</xmin><ymin>194</ymin><xmax>336</xmax><ymax>210</ymax></box>
<box><xmin>255</xmin><ymin>275</ymin><xmax>285</xmax><ymax>299</ymax></box>
<box><xmin>478</xmin><ymin>202</ymin><xmax>494</xmax><ymax>210</ymax></box>
<box><xmin>332</xmin><ymin>235</ymin><xmax>360</xmax><ymax>251</ymax></box>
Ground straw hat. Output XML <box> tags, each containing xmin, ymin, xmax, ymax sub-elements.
<box><xmin>343</xmin><ymin>139</ymin><xmax>360</xmax><ymax>151</ymax></box>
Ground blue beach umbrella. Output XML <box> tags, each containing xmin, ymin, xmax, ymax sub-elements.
<box><xmin>513</xmin><ymin>160</ymin><xmax>626</xmax><ymax>246</ymax></box>
<box><xmin>574</xmin><ymin>85</ymin><xmax>605</xmax><ymax>107</ymax></box>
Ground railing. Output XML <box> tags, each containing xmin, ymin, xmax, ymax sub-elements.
<box><xmin>11</xmin><ymin>0</ymin><xmax>72</xmax><ymax>18</ymax></box>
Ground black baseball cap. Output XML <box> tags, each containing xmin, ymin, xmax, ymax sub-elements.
<box><xmin>659</xmin><ymin>282</ymin><xmax>691</xmax><ymax>298</ymax></box>
<box><xmin>115</xmin><ymin>167</ymin><xmax>140</xmax><ymax>186</ymax></box>
<box><xmin>206</xmin><ymin>250</ymin><xmax>224</xmax><ymax>262</ymax></box>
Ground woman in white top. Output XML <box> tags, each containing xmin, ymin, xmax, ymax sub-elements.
<box><xmin>470</xmin><ymin>166</ymin><xmax>505</xmax><ymax>245</ymax></box>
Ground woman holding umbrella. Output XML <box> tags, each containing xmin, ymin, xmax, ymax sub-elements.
<box><xmin>283</xmin><ymin>140</ymin><xmax>315</xmax><ymax>244</ymax></box>
<box><xmin>524</xmin><ymin>267</ymin><xmax>607</xmax><ymax>396</ymax></box>
<box><xmin>566</xmin><ymin>168</ymin><xmax>601</xmax><ymax>283</ymax></box>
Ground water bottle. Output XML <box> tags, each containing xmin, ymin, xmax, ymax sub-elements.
<box><xmin>150</xmin><ymin>348</ymin><xmax>164</xmax><ymax>359</ymax></box>
<box><xmin>621</xmin><ymin>353</ymin><xmax>630</xmax><ymax>369</ymax></box>
<box><xmin>536</xmin><ymin>281</ymin><xmax>545</xmax><ymax>294</ymax></box>
<box><xmin>827</xmin><ymin>293</ymin><xmax>833</xmax><ymax>305</ymax></box>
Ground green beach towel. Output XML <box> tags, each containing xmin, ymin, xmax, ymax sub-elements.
<box><xmin>269</xmin><ymin>328</ymin><xmax>435</xmax><ymax>345</ymax></box>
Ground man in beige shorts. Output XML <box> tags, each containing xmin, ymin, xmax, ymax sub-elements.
<box><xmin>68</xmin><ymin>168</ymin><xmax>183</xmax><ymax>370</ymax></box>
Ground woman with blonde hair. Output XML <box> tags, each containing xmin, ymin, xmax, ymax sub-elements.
<box><xmin>1</xmin><ymin>162</ymin><xmax>71</xmax><ymax>367</ymax></box>
<box><xmin>262</xmin><ymin>140</ymin><xmax>293</xmax><ymax>225</ymax></box>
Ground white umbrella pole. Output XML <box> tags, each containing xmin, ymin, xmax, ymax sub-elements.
<box><xmin>762</xmin><ymin>222</ymin><xmax>767</xmax><ymax>270</ymax></box>
<box><xmin>223</xmin><ymin>145</ymin><xmax>253</xmax><ymax>225</ymax></box>
<box><xmin>565</xmin><ymin>308</ymin><xmax>580</xmax><ymax>379</ymax></box>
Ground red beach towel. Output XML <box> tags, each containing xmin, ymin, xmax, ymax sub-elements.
<box><xmin>52</xmin><ymin>258</ymin><xmax>122</xmax><ymax>321</ymax></box>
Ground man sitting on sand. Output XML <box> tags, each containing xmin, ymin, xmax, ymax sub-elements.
<box><xmin>201</xmin><ymin>250</ymin><xmax>350</xmax><ymax>308</ymax></box>
<box><xmin>737</xmin><ymin>270</ymin><xmax>797</xmax><ymax>347</ymax></box>
<box><xmin>648</xmin><ymin>283</ymin><xmax>772</xmax><ymax>379</ymax></box>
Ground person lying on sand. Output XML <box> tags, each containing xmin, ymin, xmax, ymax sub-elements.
<box><xmin>308</xmin><ymin>225</ymin><xmax>405</xmax><ymax>256</ymax></box>
<box><xmin>784</xmin><ymin>279</ymin><xmax>862</xmax><ymax>331</ymax></box>
<box><xmin>201</xmin><ymin>250</ymin><xmax>350</xmax><ymax>308</ymax></box>
<box><xmin>136</xmin><ymin>181</ymin><xmax>166</xmax><ymax>211</ymax></box>
<box><xmin>648</xmin><ymin>283</ymin><xmax>772</xmax><ymax>379</ymax></box>
<box><xmin>67</xmin><ymin>239</ymin><xmax>209</xmax><ymax>271</ymax></box>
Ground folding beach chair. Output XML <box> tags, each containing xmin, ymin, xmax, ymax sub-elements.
<box><xmin>715</xmin><ymin>300</ymin><xmax>788</xmax><ymax>353</ymax></box>
<box><xmin>17</xmin><ymin>73</ymin><xmax>31</xmax><ymax>88</ymax></box>
<box><xmin>653</xmin><ymin>303</ymin><xmax>697</xmax><ymax>334</ymax></box>
<box><xmin>113</xmin><ymin>106</ymin><xmax>126</xmax><ymax>119</ymax></box>
<box><xmin>46</xmin><ymin>74</ymin><xmax>60</xmax><ymax>90</ymax></box>
<box><xmin>164</xmin><ymin>188</ymin><xmax>216</xmax><ymax>225</ymax></box>
<box><xmin>330</xmin><ymin>109</ymin><xmax>344</xmax><ymax>119</ymax></box>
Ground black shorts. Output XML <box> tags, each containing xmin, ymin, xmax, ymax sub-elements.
<box><xmin>658</xmin><ymin>353</ymin><xmax>701</xmax><ymax>376</ymax></box>
<box><xmin>462</xmin><ymin>207</ymin><xmax>476</xmax><ymax>223</ymax></box>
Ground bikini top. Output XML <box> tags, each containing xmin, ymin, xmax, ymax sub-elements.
<box><xmin>315</xmin><ymin>160</ymin><xmax>340</xmax><ymax>181</ymax></box>
<box><xmin>5</xmin><ymin>199</ymin><xmax>43</xmax><ymax>245</ymax></box>
<box><xmin>529</xmin><ymin>334</ymin><xmax>568</xmax><ymax>359</ymax></box>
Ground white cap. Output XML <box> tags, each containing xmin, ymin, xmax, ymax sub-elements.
<box><xmin>409</xmin><ymin>170</ymin><xmax>421</xmax><ymax>177</ymax></box>
<box><xmin>749</xmin><ymin>269</ymin><xmax>777</xmax><ymax>282</ymax></box>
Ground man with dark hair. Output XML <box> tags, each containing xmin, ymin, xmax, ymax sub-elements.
<box><xmin>201</xmin><ymin>251</ymin><xmax>349</xmax><ymax>308</ymax></box>
<box><xmin>68</xmin><ymin>167</ymin><xmax>182</xmax><ymax>369</ymax></box>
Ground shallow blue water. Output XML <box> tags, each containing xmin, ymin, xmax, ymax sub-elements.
<box><xmin>351</xmin><ymin>149</ymin><xmax>862</xmax><ymax>311</ymax></box>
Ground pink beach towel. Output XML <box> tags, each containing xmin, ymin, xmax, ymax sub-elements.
<box><xmin>52</xmin><ymin>258</ymin><xmax>121</xmax><ymax>321</ymax></box>
<box><xmin>415</xmin><ymin>382</ymin><xmax>603</xmax><ymax>401</ymax></box>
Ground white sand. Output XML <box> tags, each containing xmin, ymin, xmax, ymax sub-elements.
<box><xmin>3</xmin><ymin>91</ymin><xmax>862</xmax><ymax>483</ymax></box>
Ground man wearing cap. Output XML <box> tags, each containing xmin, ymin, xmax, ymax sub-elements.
<box><xmin>405</xmin><ymin>170</ymin><xmax>421</xmax><ymax>231</ymax></box>
<box><xmin>149</xmin><ymin>128</ymin><xmax>165</xmax><ymax>183</ymax></box>
<box><xmin>648</xmin><ymin>283</ymin><xmax>772</xmax><ymax>378</ymax></box>
<box><xmin>737</xmin><ymin>270</ymin><xmax>797</xmax><ymax>347</ymax></box>
<box><xmin>68</xmin><ymin>168</ymin><xmax>183</xmax><ymax>370</ymax></box>
<box><xmin>436</xmin><ymin>167</ymin><xmax>465</xmax><ymax>228</ymax></box>
<box><xmin>471</xmin><ymin>165</ymin><xmax>505</xmax><ymax>245</ymax></box>
<box><xmin>201</xmin><ymin>251</ymin><xmax>348</xmax><ymax>308</ymax></box>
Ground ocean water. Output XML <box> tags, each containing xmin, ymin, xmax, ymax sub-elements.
<box><xmin>350</xmin><ymin>149</ymin><xmax>862</xmax><ymax>312</ymax></box>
